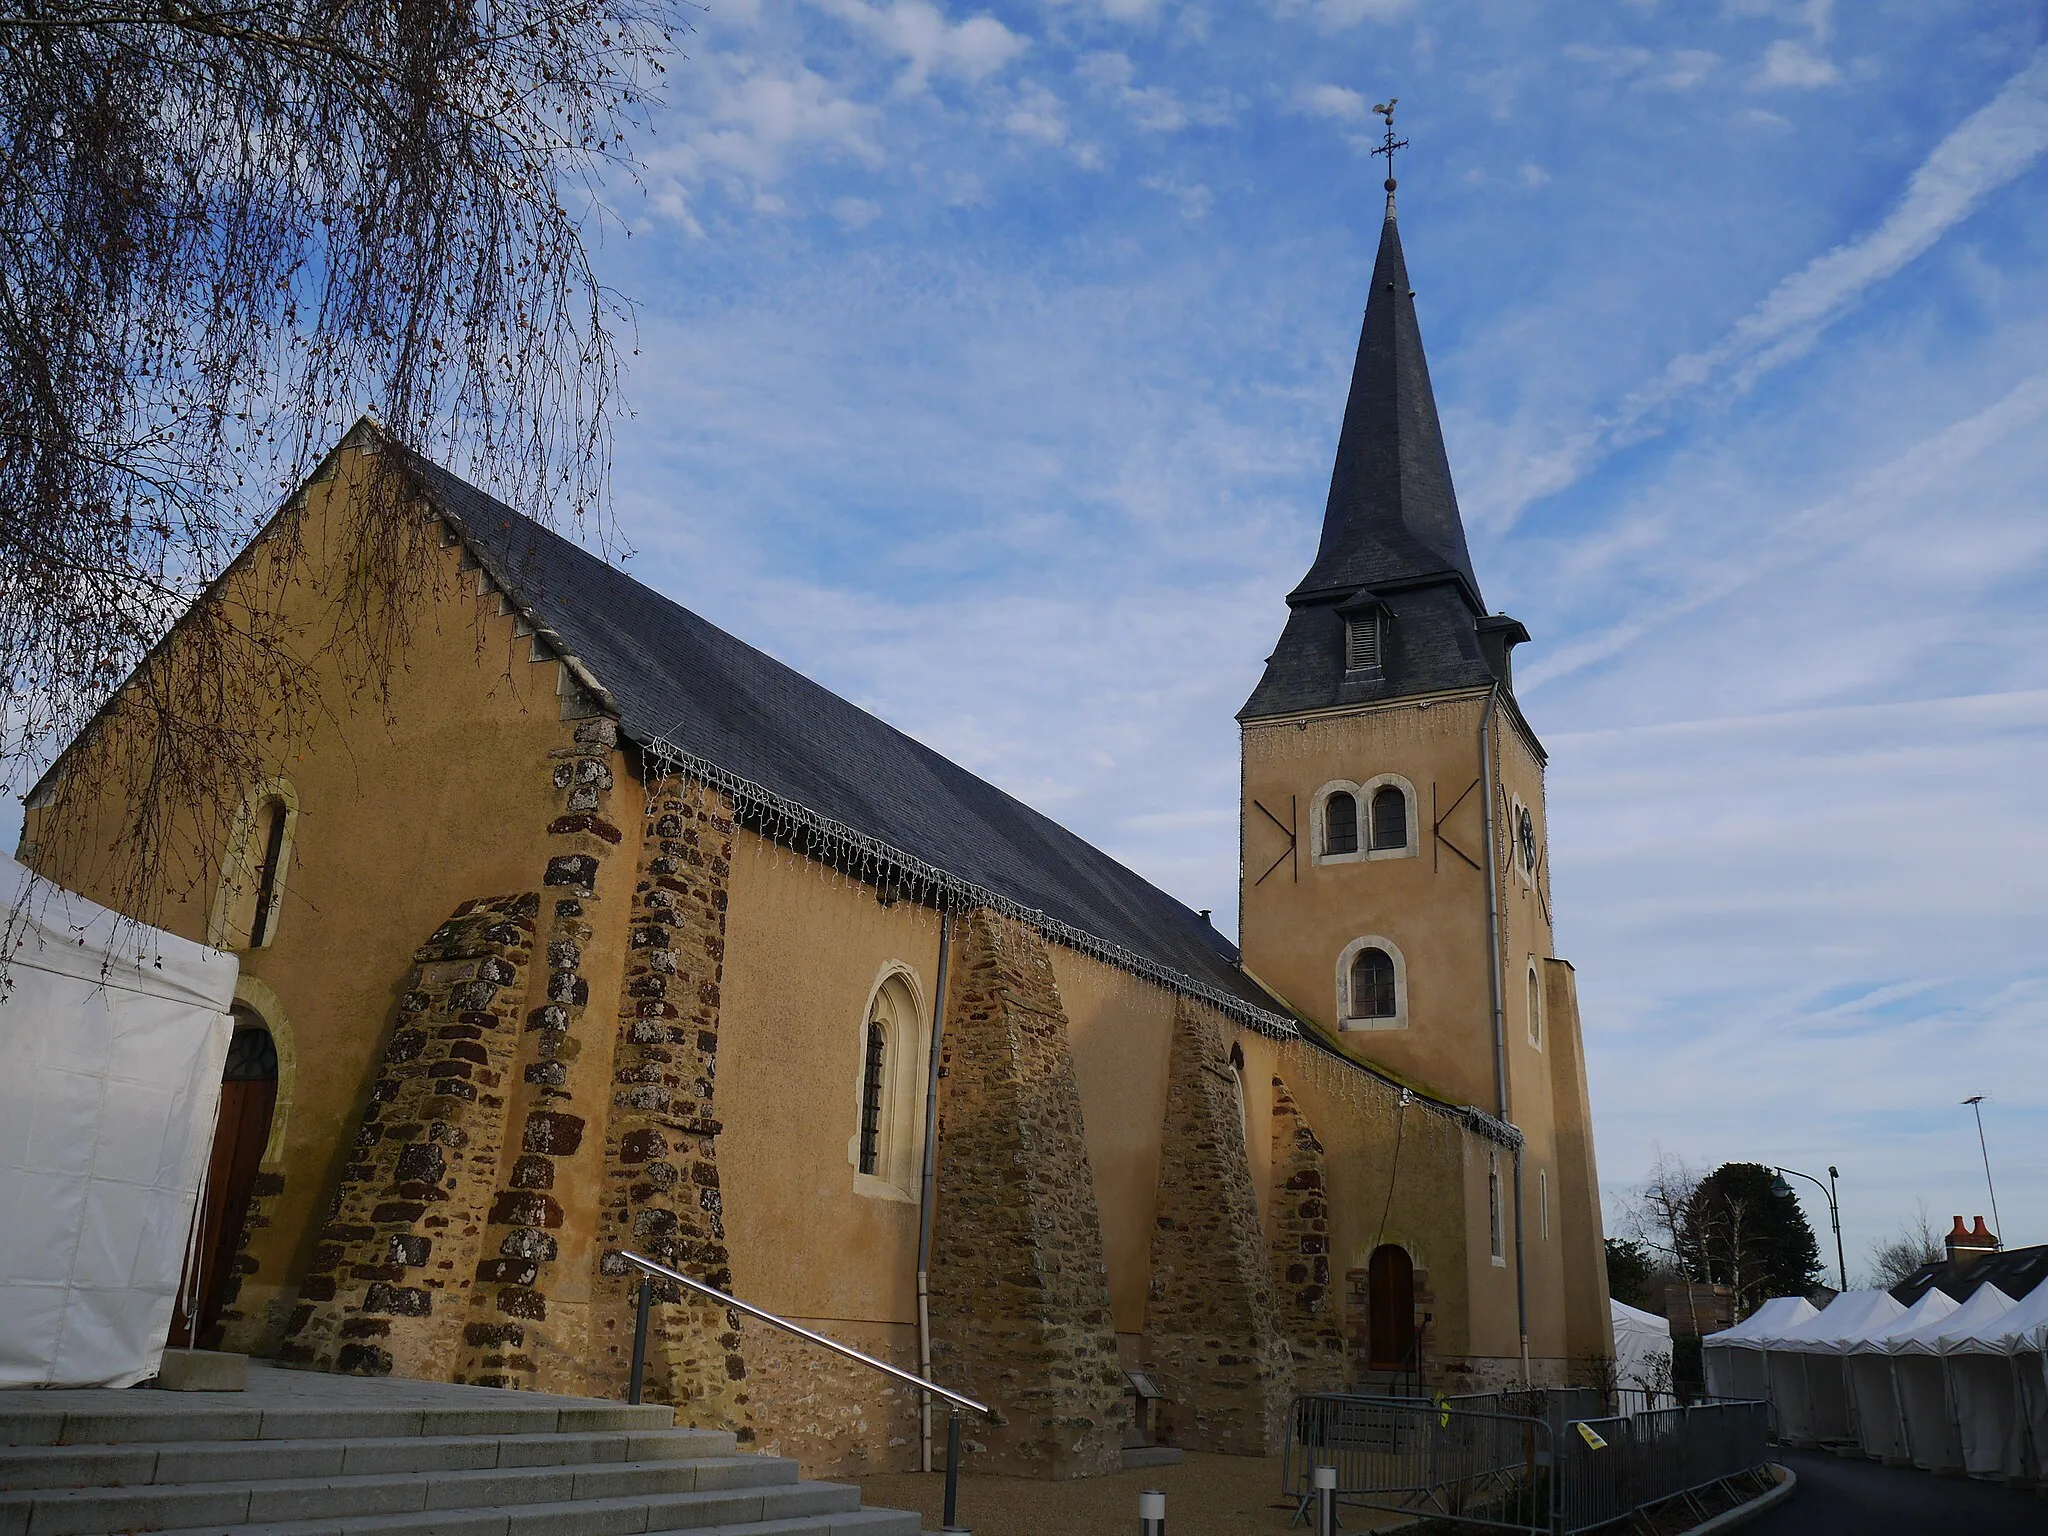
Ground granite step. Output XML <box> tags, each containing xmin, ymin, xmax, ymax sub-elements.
<box><xmin>0</xmin><ymin>1402</ymin><xmax>677</xmax><ymax>1449</ymax></box>
<box><xmin>0</xmin><ymin>1430</ymin><xmax>740</xmax><ymax>1491</ymax></box>
<box><xmin>0</xmin><ymin>1454</ymin><xmax>802</xmax><ymax>1535</ymax></box>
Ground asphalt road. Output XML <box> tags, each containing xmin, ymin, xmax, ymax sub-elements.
<box><xmin>1748</xmin><ymin>1447</ymin><xmax>2046</xmax><ymax>1535</ymax></box>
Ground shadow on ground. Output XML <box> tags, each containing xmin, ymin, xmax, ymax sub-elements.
<box><xmin>1749</xmin><ymin>1447</ymin><xmax>2048</xmax><ymax>1536</ymax></box>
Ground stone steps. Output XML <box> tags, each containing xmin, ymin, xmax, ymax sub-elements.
<box><xmin>0</xmin><ymin>1365</ymin><xmax>918</xmax><ymax>1536</ymax></box>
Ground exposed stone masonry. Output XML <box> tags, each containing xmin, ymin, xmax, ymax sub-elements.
<box><xmin>281</xmin><ymin>893</ymin><xmax>539</xmax><ymax>1377</ymax></box>
<box><xmin>1145</xmin><ymin>1003</ymin><xmax>1294</xmax><ymax>1454</ymax></box>
<box><xmin>590</xmin><ymin>773</ymin><xmax>751</xmax><ymax>1432</ymax></box>
<box><xmin>1266</xmin><ymin>1075</ymin><xmax>1346</xmax><ymax>1392</ymax></box>
<box><xmin>927</xmin><ymin>911</ymin><xmax>1127</xmax><ymax>1478</ymax></box>
<box><xmin>458</xmin><ymin>717</ymin><xmax>624</xmax><ymax>1389</ymax></box>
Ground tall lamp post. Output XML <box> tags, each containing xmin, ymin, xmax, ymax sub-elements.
<box><xmin>1773</xmin><ymin>1165</ymin><xmax>1846</xmax><ymax>1294</ymax></box>
<box><xmin>1962</xmin><ymin>1096</ymin><xmax>2005</xmax><ymax>1247</ymax></box>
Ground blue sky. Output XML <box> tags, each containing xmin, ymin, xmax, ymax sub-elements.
<box><xmin>575</xmin><ymin>0</ymin><xmax>2048</xmax><ymax>1281</ymax></box>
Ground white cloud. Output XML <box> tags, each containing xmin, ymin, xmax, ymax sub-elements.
<box><xmin>1754</xmin><ymin>38</ymin><xmax>1839</xmax><ymax>89</ymax></box>
<box><xmin>832</xmin><ymin>196</ymin><xmax>883</xmax><ymax>227</ymax></box>
<box><xmin>1488</xmin><ymin>46</ymin><xmax>2048</xmax><ymax>526</ymax></box>
<box><xmin>1296</xmin><ymin>0</ymin><xmax>1419</xmax><ymax>25</ymax></box>
<box><xmin>809</xmin><ymin>0</ymin><xmax>1030</xmax><ymax>94</ymax></box>
<box><xmin>1142</xmin><ymin>173</ymin><xmax>1213</xmax><ymax>218</ymax></box>
<box><xmin>643</xmin><ymin>58</ymin><xmax>883</xmax><ymax>229</ymax></box>
<box><xmin>1004</xmin><ymin>81</ymin><xmax>1071</xmax><ymax>144</ymax></box>
<box><xmin>1078</xmin><ymin>49</ymin><xmax>1234</xmax><ymax>131</ymax></box>
<box><xmin>1563</xmin><ymin>42</ymin><xmax>1720</xmax><ymax>91</ymax></box>
<box><xmin>1519</xmin><ymin>161</ymin><xmax>1550</xmax><ymax>188</ymax></box>
<box><xmin>1296</xmin><ymin>82</ymin><xmax>1368</xmax><ymax>121</ymax></box>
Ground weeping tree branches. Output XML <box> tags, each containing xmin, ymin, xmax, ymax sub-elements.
<box><xmin>0</xmin><ymin>0</ymin><xmax>677</xmax><ymax>921</ymax></box>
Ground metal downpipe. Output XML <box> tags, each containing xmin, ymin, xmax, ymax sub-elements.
<box><xmin>915</xmin><ymin>907</ymin><xmax>954</xmax><ymax>1474</ymax></box>
<box><xmin>1478</xmin><ymin>687</ymin><xmax>1531</xmax><ymax>1385</ymax></box>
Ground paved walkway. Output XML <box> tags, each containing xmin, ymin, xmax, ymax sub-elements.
<box><xmin>1751</xmin><ymin>1448</ymin><xmax>2046</xmax><ymax>1535</ymax></box>
<box><xmin>849</xmin><ymin>1454</ymin><xmax>1413</xmax><ymax>1536</ymax></box>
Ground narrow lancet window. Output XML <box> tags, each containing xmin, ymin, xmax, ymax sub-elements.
<box><xmin>248</xmin><ymin>798</ymin><xmax>289</xmax><ymax>948</ymax></box>
<box><xmin>858</xmin><ymin>1021</ymin><xmax>886</xmax><ymax>1176</ymax></box>
<box><xmin>1325</xmin><ymin>792</ymin><xmax>1359</xmax><ymax>856</ymax></box>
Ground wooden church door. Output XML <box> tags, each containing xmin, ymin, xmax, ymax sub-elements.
<box><xmin>1367</xmin><ymin>1243</ymin><xmax>1416</xmax><ymax>1371</ymax></box>
<box><xmin>171</xmin><ymin>1014</ymin><xmax>277</xmax><ymax>1349</ymax></box>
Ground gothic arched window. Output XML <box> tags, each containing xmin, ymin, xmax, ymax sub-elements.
<box><xmin>1351</xmin><ymin>947</ymin><xmax>1397</xmax><ymax>1019</ymax></box>
<box><xmin>1325</xmin><ymin>792</ymin><xmax>1359</xmax><ymax>856</ymax></box>
<box><xmin>1370</xmin><ymin>784</ymin><xmax>1408</xmax><ymax>851</ymax></box>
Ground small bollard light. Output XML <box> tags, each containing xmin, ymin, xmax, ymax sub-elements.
<box><xmin>1139</xmin><ymin>1487</ymin><xmax>1166</xmax><ymax>1535</ymax></box>
<box><xmin>1314</xmin><ymin>1463</ymin><xmax>1338</xmax><ymax>1536</ymax></box>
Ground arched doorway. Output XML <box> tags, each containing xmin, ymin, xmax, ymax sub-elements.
<box><xmin>1367</xmin><ymin>1244</ymin><xmax>1416</xmax><ymax>1372</ymax></box>
<box><xmin>171</xmin><ymin>1009</ymin><xmax>278</xmax><ymax>1349</ymax></box>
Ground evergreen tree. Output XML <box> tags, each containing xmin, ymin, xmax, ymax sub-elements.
<box><xmin>1605</xmin><ymin>1237</ymin><xmax>1656</xmax><ymax>1310</ymax></box>
<box><xmin>1682</xmin><ymin>1162</ymin><xmax>1823</xmax><ymax>1314</ymax></box>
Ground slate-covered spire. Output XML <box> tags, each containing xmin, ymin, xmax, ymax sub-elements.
<box><xmin>1240</xmin><ymin>194</ymin><xmax>1524</xmax><ymax>723</ymax></box>
<box><xmin>1292</xmin><ymin>210</ymin><xmax>1481</xmax><ymax>607</ymax></box>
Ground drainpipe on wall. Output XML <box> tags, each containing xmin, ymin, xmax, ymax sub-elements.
<box><xmin>914</xmin><ymin>907</ymin><xmax>954</xmax><ymax>1474</ymax></box>
<box><xmin>1478</xmin><ymin>688</ymin><xmax>1532</xmax><ymax>1386</ymax></box>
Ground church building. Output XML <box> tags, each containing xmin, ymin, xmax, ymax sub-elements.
<box><xmin>21</xmin><ymin>195</ymin><xmax>1610</xmax><ymax>1477</ymax></box>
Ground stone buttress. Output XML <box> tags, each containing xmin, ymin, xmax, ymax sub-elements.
<box><xmin>590</xmin><ymin>772</ymin><xmax>751</xmax><ymax>1434</ymax></box>
<box><xmin>281</xmin><ymin>893</ymin><xmax>540</xmax><ymax>1376</ymax></box>
<box><xmin>457</xmin><ymin>718</ymin><xmax>629</xmax><ymax>1390</ymax></box>
<box><xmin>1145</xmin><ymin>1002</ymin><xmax>1294</xmax><ymax>1454</ymax></box>
<box><xmin>1267</xmin><ymin>1074</ymin><xmax>1347</xmax><ymax>1392</ymax></box>
<box><xmin>927</xmin><ymin>911</ymin><xmax>1127</xmax><ymax>1478</ymax></box>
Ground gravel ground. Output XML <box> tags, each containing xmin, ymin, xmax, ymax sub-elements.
<box><xmin>841</xmin><ymin>1454</ymin><xmax>1414</xmax><ymax>1535</ymax></box>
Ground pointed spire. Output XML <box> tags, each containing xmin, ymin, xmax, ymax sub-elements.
<box><xmin>1289</xmin><ymin>207</ymin><xmax>1482</xmax><ymax>607</ymax></box>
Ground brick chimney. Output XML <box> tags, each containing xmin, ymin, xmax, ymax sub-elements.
<box><xmin>1946</xmin><ymin>1215</ymin><xmax>1999</xmax><ymax>1268</ymax></box>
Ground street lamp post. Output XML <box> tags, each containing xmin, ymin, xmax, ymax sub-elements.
<box><xmin>1773</xmin><ymin>1165</ymin><xmax>1846</xmax><ymax>1294</ymax></box>
<box><xmin>1962</xmin><ymin>1096</ymin><xmax>2005</xmax><ymax>1248</ymax></box>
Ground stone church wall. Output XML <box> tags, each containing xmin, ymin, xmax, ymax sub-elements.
<box><xmin>1267</xmin><ymin>1073</ymin><xmax>1347</xmax><ymax>1392</ymax></box>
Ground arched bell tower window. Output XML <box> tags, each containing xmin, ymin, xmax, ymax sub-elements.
<box><xmin>1370</xmin><ymin>785</ymin><xmax>1407</xmax><ymax>851</ymax></box>
<box><xmin>1324</xmin><ymin>792</ymin><xmax>1358</xmax><ymax>856</ymax></box>
<box><xmin>1336</xmin><ymin>935</ymin><xmax>1407</xmax><ymax>1031</ymax></box>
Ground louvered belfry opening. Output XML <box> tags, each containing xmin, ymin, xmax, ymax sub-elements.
<box><xmin>1351</xmin><ymin>947</ymin><xmax>1396</xmax><ymax>1018</ymax></box>
<box><xmin>857</xmin><ymin>1020</ymin><xmax>886</xmax><ymax>1176</ymax></box>
<box><xmin>1370</xmin><ymin>785</ymin><xmax>1407</xmax><ymax>850</ymax></box>
<box><xmin>1345</xmin><ymin>614</ymin><xmax>1381</xmax><ymax>672</ymax></box>
<box><xmin>1325</xmin><ymin>792</ymin><xmax>1359</xmax><ymax>856</ymax></box>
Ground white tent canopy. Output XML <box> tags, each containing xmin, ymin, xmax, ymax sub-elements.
<box><xmin>0</xmin><ymin>859</ymin><xmax>236</xmax><ymax>1388</ymax></box>
<box><xmin>1702</xmin><ymin>1296</ymin><xmax>1818</xmax><ymax>1401</ymax></box>
<box><xmin>1941</xmin><ymin>1281</ymin><xmax>2048</xmax><ymax>1483</ymax></box>
<box><xmin>1763</xmin><ymin>1290</ymin><xmax>1904</xmax><ymax>1444</ymax></box>
<box><xmin>1845</xmin><ymin>1287</ymin><xmax>1958</xmax><ymax>1464</ymax></box>
<box><xmin>1890</xmin><ymin>1285</ymin><xmax>2016</xmax><ymax>1475</ymax></box>
<box><xmin>1611</xmin><ymin>1299</ymin><xmax>1673</xmax><ymax>1394</ymax></box>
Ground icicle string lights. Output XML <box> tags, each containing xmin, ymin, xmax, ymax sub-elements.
<box><xmin>638</xmin><ymin>731</ymin><xmax>1524</xmax><ymax>1152</ymax></box>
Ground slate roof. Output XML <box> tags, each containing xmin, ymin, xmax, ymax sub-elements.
<box><xmin>1240</xmin><ymin>210</ymin><xmax>1515</xmax><ymax>722</ymax></box>
<box><xmin>397</xmin><ymin>448</ymin><xmax>1283</xmax><ymax>1021</ymax></box>
<box><xmin>1890</xmin><ymin>1243</ymin><xmax>2048</xmax><ymax>1307</ymax></box>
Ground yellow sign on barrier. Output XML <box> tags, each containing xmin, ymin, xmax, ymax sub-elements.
<box><xmin>1576</xmin><ymin>1422</ymin><xmax>1608</xmax><ymax>1450</ymax></box>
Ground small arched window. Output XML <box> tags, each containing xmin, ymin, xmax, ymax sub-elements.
<box><xmin>858</xmin><ymin>1020</ymin><xmax>887</xmax><ymax>1177</ymax></box>
<box><xmin>1325</xmin><ymin>792</ymin><xmax>1359</xmax><ymax>856</ymax></box>
<box><xmin>210</xmin><ymin>781</ymin><xmax>298</xmax><ymax>951</ymax></box>
<box><xmin>1370</xmin><ymin>785</ymin><xmax>1408</xmax><ymax>851</ymax></box>
<box><xmin>1351</xmin><ymin>947</ymin><xmax>1396</xmax><ymax>1019</ymax></box>
<box><xmin>1229</xmin><ymin>1041</ymin><xmax>1248</xmax><ymax>1147</ymax></box>
<box><xmin>247</xmin><ymin>798</ymin><xmax>290</xmax><ymax>948</ymax></box>
<box><xmin>1527</xmin><ymin>964</ymin><xmax>1543</xmax><ymax>1048</ymax></box>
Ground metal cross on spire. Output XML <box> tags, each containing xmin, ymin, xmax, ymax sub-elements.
<box><xmin>1371</xmin><ymin>97</ymin><xmax>1407</xmax><ymax>216</ymax></box>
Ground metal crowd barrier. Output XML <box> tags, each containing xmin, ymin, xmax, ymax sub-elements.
<box><xmin>1283</xmin><ymin>1391</ymin><xmax>1772</xmax><ymax>1534</ymax></box>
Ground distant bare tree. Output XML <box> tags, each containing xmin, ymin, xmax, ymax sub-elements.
<box><xmin>1</xmin><ymin>0</ymin><xmax>677</xmax><ymax>921</ymax></box>
<box><xmin>1624</xmin><ymin>1152</ymin><xmax>1703</xmax><ymax>1281</ymax></box>
<box><xmin>1867</xmin><ymin>1202</ymin><xmax>1944</xmax><ymax>1289</ymax></box>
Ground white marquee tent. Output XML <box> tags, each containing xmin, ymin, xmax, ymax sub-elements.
<box><xmin>1940</xmin><ymin>1279</ymin><xmax>2048</xmax><ymax>1483</ymax></box>
<box><xmin>1761</xmin><ymin>1289</ymin><xmax>1904</xmax><ymax>1445</ymax></box>
<box><xmin>0</xmin><ymin>859</ymin><xmax>236</xmax><ymax>1388</ymax></box>
<box><xmin>1890</xmin><ymin>1284</ymin><xmax>2015</xmax><ymax>1475</ymax></box>
<box><xmin>1611</xmin><ymin>1299</ymin><xmax>1673</xmax><ymax>1394</ymax></box>
<box><xmin>1845</xmin><ymin>1287</ymin><xmax>1958</xmax><ymax>1464</ymax></box>
<box><xmin>1702</xmin><ymin>1295</ymin><xmax>1819</xmax><ymax>1402</ymax></box>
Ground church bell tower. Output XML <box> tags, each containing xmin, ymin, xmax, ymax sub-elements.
<box><xmin>1236</xmin><ymin>117</ymin><xmax>1609</xmax><ymax>1382</ymax></box>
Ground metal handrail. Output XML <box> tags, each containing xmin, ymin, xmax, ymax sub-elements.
<box><xmin>617</xmin><ymin>1249</ymin><xmax>989</xmax><ymax>1415</ymax></box>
